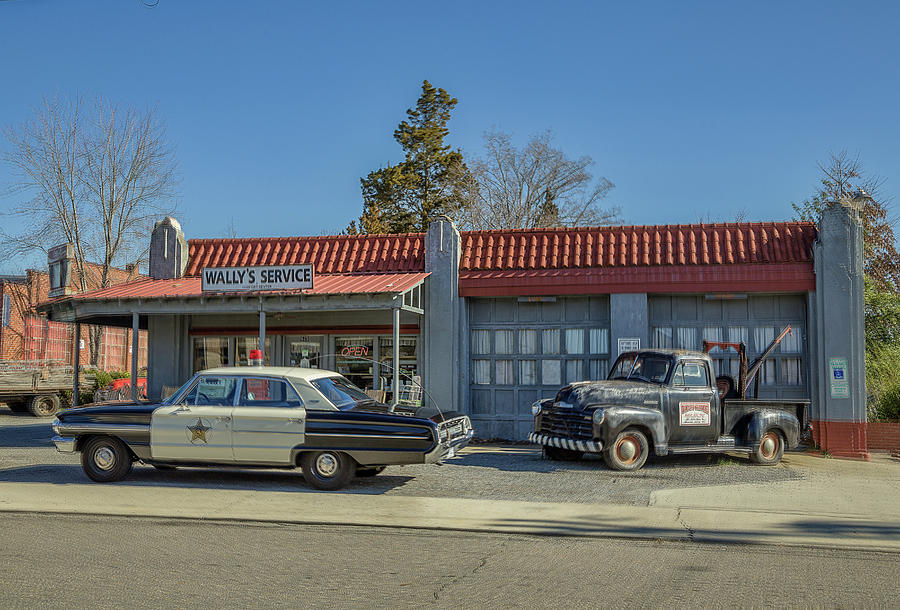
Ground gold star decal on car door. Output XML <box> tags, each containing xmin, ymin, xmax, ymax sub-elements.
<box><xmin>187</xmin><ymin>418</ymin><xmax>211</xmax><ymax>444</ymax></box>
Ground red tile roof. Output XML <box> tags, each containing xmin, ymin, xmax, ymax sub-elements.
<box><xmin>459</xmin><ymin>222</ymin><xmax>817</xmax><ymax>271</ymax></box>
<box><xmin>185</xmin><ymin>234</ymin><xmax>426</xmax><ymax>276</ymax></box>
<box><xmin>49</xmin><ymin>272</ymin><xmax>430</xmax><ymax>302</ymax></box>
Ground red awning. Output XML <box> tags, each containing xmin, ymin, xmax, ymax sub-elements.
<box><xmin>46</xmin><ymin>272</ymin><xmax>430</xmax><ymax>303</ymax></box>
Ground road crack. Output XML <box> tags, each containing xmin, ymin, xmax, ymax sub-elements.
<box><xmin>432</xmin><ymin>540</ymin><xmax>507</xmax><ymax>603</ymax></box>
<box><xmin>675</xmin><ymin>507</ymin><xmax>696</xmax><ymax>542</ymax></box>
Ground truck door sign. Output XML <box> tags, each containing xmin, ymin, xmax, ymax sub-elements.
<box><xmin>679</xmin><ymin>402</ymin><xmax>711</xmax><ymax>426</ymax></box>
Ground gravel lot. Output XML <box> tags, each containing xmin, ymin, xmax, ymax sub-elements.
<box><xmin>0</xmin><ymin>407</ymin><xmax>804</xmax><ymax>506</ymax></box>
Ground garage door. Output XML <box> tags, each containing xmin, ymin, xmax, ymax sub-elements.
<box><xmin>467</xmin><ymin>296</ymin><xmax>610</xmax><ymax>440</ymax></box>
<box><xmin>648</xmin><ymin>294</ymin><xmax>808</xmax><ymax>399</ymax></box>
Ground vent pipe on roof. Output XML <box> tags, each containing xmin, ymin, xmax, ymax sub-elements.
<box><xmin>149</xmin><ymin>216</ymin><xmax>188</xmax><ymax>280</ymax></box>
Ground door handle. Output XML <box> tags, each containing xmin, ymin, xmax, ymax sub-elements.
<box><xmin>173</xmin><ymin>405</ymin><xmax>191</xmax><ymax>413</ymax></box>
<box><xmin>288</xmin><ymin>417</ymin><xmax>303</xmax><ymax>424</ymax></box>
<box><xmin>215</xmin><ymin>416</ymin><xmax>232</xmax><ymax>422</ymax></box>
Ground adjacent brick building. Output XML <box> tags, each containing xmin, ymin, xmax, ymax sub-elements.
<box><xmin>0</xmin><ymin>263</ymin><xmax>147</xmax><ymax>371</ymax></box>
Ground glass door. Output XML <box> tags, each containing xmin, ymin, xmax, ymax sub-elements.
<box><xmin>285</xmin><ymin>335</ymin><xmax>323</xmax><ymax>368</ymax></box>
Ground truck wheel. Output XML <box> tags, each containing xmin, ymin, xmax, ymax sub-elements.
<box><xmin>544</xmin><ymin>446</ymin><xmax>584</xmax><ymax>461</ymax></box>
<box><xmin>604</xmin><ymin>429</ymin><xmax>649</xmax><ymax>471</ymax></box>
<box><xmin>300</xmin><ymin>451</ymin><xmax>355</xmax><ymax>490</ymax></box>
<box><xmin>751</xmin><ymin>429</ymin><xmax>784</xmax><ymax>465</ymax></box>
<box><xmin>81</xmin><ymin>436</ymin><xmax>133</xmax><ymax>482</ymax></box>
<box><xmin>28</xmin><ymin>394</ymin><xmax>61</xmax><ymax>417</ymax></box>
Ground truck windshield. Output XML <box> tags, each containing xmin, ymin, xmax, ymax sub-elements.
<box><xmin>609</xmin><ymin>354</ymin><xmax>671</xmax><ymax>384</ymax></box>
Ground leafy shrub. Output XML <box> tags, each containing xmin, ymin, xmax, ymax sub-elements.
<box><xmin>865</xmin><ymin>343</ymin><xmax>900</xmax><ymax>421</ymax></box>
<box><xmin>89</xmin><ymin>369</ymin><xmax>114</xmax><ymax>389</ymax></box>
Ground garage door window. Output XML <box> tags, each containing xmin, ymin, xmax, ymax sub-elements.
<box><xmin>520</xmin><ymin>360</ymin><xmax>537</xmax><ymax>385</ymax></box>
<box><xmin>495</xmin><ymin>330</ymin><xmax>514</xmax><ymax>354</ymax></box>
<box><xmin>565</xmin><ymin>329</ymin><xmax>584</xmax><ymax>354</ymax></box>
<box><xmin>542</xmin><ymin>360</ymin><xmax>561</xmax><ymax>385</ymax></box>
<box><xmin>589</xmin><ymin>329</ymin><xmax>609</xmax><ymax>354</ymax></box>
<box><xmin>519</xmin><ymin>330</ymin><xmax>538</xmax><ymax>354</ymax></box>
<box><xmin>652</xmin><ymin>327</ymin><xmax>674</xmax><ymax>348</ymax></box>
<box><xmin>472</xmin><ymin>330</ymin><xmax>491</xmax><ymax>354</ymax></box>
<box><xmin>473</xmin><ymin>360</ymin><xmax>491</xmax><ymax>385</ymax></box>
<box><xmin>495</xmin><ymin>360</ymin><xmax>514</xmax><ymax>385</ymax></box>
<box><xmin>542</xmin><ymin>329</ymin><xmax>560</xmax><ymax>354</ymax></box>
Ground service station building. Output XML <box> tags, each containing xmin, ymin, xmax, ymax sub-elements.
<box><xmin>40</xmin><ymin>198</ymin><xmax>871</xmax><ymax>458</ymax></box>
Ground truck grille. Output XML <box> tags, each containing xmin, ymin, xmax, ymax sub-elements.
<box><xmin>539</xmin><ymin>406</ymin><xmax>593</xmax><ymax>441</ymax></box>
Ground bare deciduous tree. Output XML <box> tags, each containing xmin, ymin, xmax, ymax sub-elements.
<box><xmin>449</xmin><ymin>130</ymin><xmax>620</xmax><ymax>230</ymax></box>
<box><xmin>2</xmin><ymin>95</ymin><xmax>178</xmax><ymax>365</ymax></box>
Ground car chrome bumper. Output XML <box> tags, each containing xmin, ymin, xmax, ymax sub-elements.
<box><xmin>52</xmin><ymin>436</ymin><xmax>77</xmax><ymax>453</ymax></box>
<box><xmin>529</xmin><ymin>433</ymin><xmax>603</xmax><ymax>453</ymax></box>
<box><xmin>424</xmin><ymin>428</ymin><xmax>475</xmax><ymax>463</ymax></box>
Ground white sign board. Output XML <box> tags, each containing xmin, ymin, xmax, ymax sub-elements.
<box><xmin>202</xmin><ymin>265</ymin><xmax>314</xmax><ymax>292</ymax></box>
<box><xmin>618</xmin><ymin>337</ymin><xmax>640</xmax><ymax>354</ymax></box>
<box><xmin>829</xmin><ymin>357</ymin><xmax>850</xmax><ymax>398</ymax></box>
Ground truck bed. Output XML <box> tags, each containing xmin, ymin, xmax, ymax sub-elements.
<box><xmin>0</xmin><ymin>361</ymin><xmax>82</xmax><ymax>398</ymax></box>
<box><xmin>722</xmin><ymin>399</ymin><xmax>810</xmax><ymax>437</ymax></box>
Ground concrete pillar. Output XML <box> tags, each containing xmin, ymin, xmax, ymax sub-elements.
<box><xmin>610</xmin><ymin>293</ymin><xmax>649</xmax><ymax>359</ymax></box>
<box><xmin>423</xmin><ymin>216</ymin><xmax>462</xmax><ymax>414</ymax></box>
<box><xmin>813</xmin><ymin>195</ymin><xmax>869</xmax><ymax>459</ymax></box>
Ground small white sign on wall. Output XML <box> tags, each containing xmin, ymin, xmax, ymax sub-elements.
<box><xmin>618</xmin><ymin>337</ymin><xmax>640</xmax><ymax>355</ymax></box>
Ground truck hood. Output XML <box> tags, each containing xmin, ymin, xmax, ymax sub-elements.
<box><xmin>555</xmin><ymin>380</ymin><xmax>661</xmax><ymax>411</ymax></box>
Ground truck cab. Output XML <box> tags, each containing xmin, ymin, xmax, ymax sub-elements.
<box><xmin>530</xmin><ymin>348</ymin><xmax>808</xmax><ymax>471</ymax></box>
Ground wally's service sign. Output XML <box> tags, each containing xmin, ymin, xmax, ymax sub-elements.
<box><xmin>202</xmin><ymin>265</ymin><xmax>314</xmax><ymax>292</ymax></box>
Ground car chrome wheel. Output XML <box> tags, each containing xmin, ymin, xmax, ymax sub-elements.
<box><xmin>615</xmin><ymin>434</ymin><xmax>640</xmax><ymax>465</ymax></box>
<box><xmin>93</xmin><ymin>446</ymin><xmax>116</xmax><ymax>471</ymax></box>
<box><xmin>760</xmin><ymin>432</ymin><xmax>779</xmax><ymax>460</ymax></box>
<box><xmin>315</xmin><ymin>453</ymin><xmax>339</xmax><ymax>477</ymax></box>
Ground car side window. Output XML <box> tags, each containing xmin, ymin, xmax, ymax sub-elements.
<box><xmin>673</xmin><ymin>362</ymin><xmax>709</xmax><ymax>388</ymax></box>
<box><xmin>182</xmin><ymin>377</ymin><xmax>238</xmax><ymax>406</ymax></box>
<box><xmin>239</xmin><ymin>378</ymin><xmax>303</xmax><ymax>408</ymax></box>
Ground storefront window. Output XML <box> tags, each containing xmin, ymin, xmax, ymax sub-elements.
<box><xmin>286</xmin><ymin>335</ymin><xmax>322</xmax><ymax>368</ymax></box>
<box><xmin>336</xmin><ymin>336</ymin><xmax>375</xmax><ymax>390</ymax></box>
<box><xmin>379</xmin><ymin>336</ymin><xmax>418</xmax><ymax>387</ymax></box>
<box><xmin>192</xmin><ymin>336</ymin><xmax>230</xmax><ymax>373</ymax></box>
<box><xmin>235</xmin><ymin>337</ymin><xmax>272</xmax><ymax>366</ymax></box>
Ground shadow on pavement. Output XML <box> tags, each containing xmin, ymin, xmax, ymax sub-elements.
<box><xmin>489</xmin><ymin>515</ymin><xmax>900</xmax><ymax>543</ymax></box>
<box><xmin>0</xmin><ymin>423</ymin><xmax>54</xmax><ymax>448</ymax></box>
<box><xmin>0</xmin><ymin>463</ymin><xmax>416</xmax><ymax>494</ymax></box>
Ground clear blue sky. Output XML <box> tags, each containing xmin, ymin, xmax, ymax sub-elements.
<box><xmin>1</xmin><ymin>0</ymin><xmax>899</xmax><ymax>273</ymax></box>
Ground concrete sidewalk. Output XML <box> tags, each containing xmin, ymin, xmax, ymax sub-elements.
<box><xmin>1</xmin><ymin>452</ymin><xmax>898</xmax><ymax>552</ymax></box>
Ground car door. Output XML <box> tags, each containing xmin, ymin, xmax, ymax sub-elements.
<box><xmin>666</xmin><ymin>360</ymin><xmax>717</xmax><ymax>445</ymax></box>
<box><xmin>231</xmin><ymin>377</ymin><xmax>306</xmax><ymax>464</ymax></box>
<box><xmin>150</xmin><ymin>375</ymin><xmax>238</xmax><ymax>462</ymax></box>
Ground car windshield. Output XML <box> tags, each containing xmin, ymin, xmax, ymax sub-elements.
<box><xmin>609</xmin><ymin>353</ymin><xmax>672</xmax><ymax>384</ymax></box>
<box><xmin>159</xmin><ymin>376</ymin><xmax>197</xmax><ymax>405</ymax></box>
<box><xmin>311</xmin><ymin>375</ymin><xmax>373</xmax><ymax>409</ymax></box>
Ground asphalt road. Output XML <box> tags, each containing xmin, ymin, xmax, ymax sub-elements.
<box><xmin>0</xmin><ymin>409</ymin><xmax>803</xmax><ymax>505</ymax></box>
<box><xmin>1</xmin><ymin>513</ymin><xmax>897</xmax><ymax>609</ymax></box>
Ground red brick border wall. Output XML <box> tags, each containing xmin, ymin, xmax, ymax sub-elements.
<box><xmin>810</xmin><ymin>420</ymin><xmax>870</xmax><ymax>460</ymax></box>
<box><xmin>867</xmin><ymin>421</ymin><xmax>900</xmax><ymax>453</ymax></box>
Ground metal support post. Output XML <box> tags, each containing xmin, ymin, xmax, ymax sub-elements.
<box><xmin>73</xmin><ymin>324</ymin><xmax>81</xmax><ymax>406</ymax></box>
<box><xmin>131</xmin><ymin>312</ymin><xmax>139</xmax><ymax>401</ymax></box>
<box><xmin>391</xmin><ymin>306</ymin><xmax>400</xmax><ymax>408</ymax></box>
<box><xmin>259</xmin><ymin>309</ymin><xmax>266</xmax><ymax>362</ymax></box>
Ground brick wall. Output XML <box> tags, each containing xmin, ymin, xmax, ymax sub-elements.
<box><xmin>867</xmin><ymin>421</ymin><xmax>900</xmax><ymax>453</ymax></box>
<box><xmin>2</xmin><ymin>264</ymin><xmax>146</xmax><ymax>372</ymax></box>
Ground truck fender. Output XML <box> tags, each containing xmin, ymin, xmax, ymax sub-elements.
<box><xmin>746</xmin><ymin>410</ymin><xmax>800</xmax><ymax>450</ymax></box>
<box><xmin>594</xmin><ymin>406</ymin><xmax>668</xmax><ymax>456</ymax></box>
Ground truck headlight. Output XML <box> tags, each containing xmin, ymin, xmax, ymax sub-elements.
<box><xmin>592</xmin><ymin>409</ymin><xmax>605</xmax><ymax>425</ymax></box>
<box><xmin>531</xmin><ymin>401</ymin><xmax>543</xmax><ymax>416</ymax></box>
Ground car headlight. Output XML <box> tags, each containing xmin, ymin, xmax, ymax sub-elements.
<box><xmin>591</xmin><ymin>408</ymin><xmax>605</xmax><ymax>425</ymax></box>
<box><xmin>531</xmin><ymin>401</ymin><xmax>543</xmax><ymax>416</ymax></box>
<box><xmin>51</xmin><ymin>418</ymin><xmax>60</xmax><ymax>435</ymax></box>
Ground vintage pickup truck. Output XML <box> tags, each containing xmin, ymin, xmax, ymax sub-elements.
<box><xmin>529</xmin><ymin>331</ymin><xmax>810</xmax><ymax>471</ymax></box>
